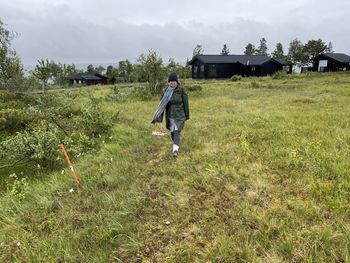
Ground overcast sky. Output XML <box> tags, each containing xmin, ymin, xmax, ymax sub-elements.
<box><xmin>1</xmin><ymin>0</ymin><xmax>349</xmax><ymax>66</ymax></box>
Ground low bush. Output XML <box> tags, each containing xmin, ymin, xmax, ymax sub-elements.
<box><xmin>272</xmin><ymin>71</ymin><xmax>288</xmax><ymax>79</ymax></box>
<box><xmin>0</xmin><ymin>109</ymin><xmax>31</xmax><ymax>131</ymax></box>
<box><xmin>230</xmin><ymin>75</ymin><xmax>242</xmax><ymax>81</ymax></box>
<box><xmin>80</xmin><ymin>97</ymin><xmax>116</xmax><ymax>137</ymax></box>
<box><xmin>185</xmin><ymin>84</ymin><xmax>203</xmax><ymax>92</ymax></box>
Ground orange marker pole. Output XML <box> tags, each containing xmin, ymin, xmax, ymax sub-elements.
<box><xmin>60</xmin><ymin>143</ymin><xmax>79</xmax><ymax>185</ymax></box>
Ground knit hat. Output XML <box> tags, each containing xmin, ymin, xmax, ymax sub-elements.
<box><xmin>168</xmin><ymin>72</ymin><xmax>178</xmax><ymax>82</ymax></box>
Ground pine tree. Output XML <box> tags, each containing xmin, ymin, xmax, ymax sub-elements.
<box><xmin>244</xmin><ymin>43</ymin><xmax>256</xmax><ymax>55</ymax></box>
<box><xmin>272</xmin><ymin>43</ymin><xmax>285</xmax><ymax>59</ymax></box>
<box><xmin>193</xmin><ymin>45</ymin><xmax>204</xmax><ymax>56</ymax></box>
<box><xmin>221</xmin><ymin>44</ymin><xmax>230</xmax><ymax>55</ymax></box>
<box><xmin>326</xmin><ymin>42</ymin><xmax>334</xmax><ymax>53</ymax></box>
<box><xmin>256</xmin><ymin>37</ymin><xmax>268</xmax><ymax>55</ymax></box>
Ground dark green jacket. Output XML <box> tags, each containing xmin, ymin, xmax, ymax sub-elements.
<box><xmin>160</xmin><ymin>85</ymin><xmax>189</xmax><ymax>131</ymax></box>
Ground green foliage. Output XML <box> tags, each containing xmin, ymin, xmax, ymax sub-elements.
<box><xmin>80</xmin><ymin>97</ymin><xmax>115</xmax><ymax>137</ymax></box>
<box><xmin>0</xmin><ymin>19</ymin><xmax>24</xmax><ymax>91</ymax></box>
<box><xmin>193</xmin><ymin>44</ymin><xmax>204</xmax><ymax>56</ymax></box>
<box><xmin>244</xmin><ymin>43</ymin><xmax>256</xmax><ymax>55</ymax></box>
<box><xmin>32</xmin><ymin>59</ymin><xmax>54</xmax><ymax>89</ymax></box>
<box><xmin>132</xmin><ymin>50</ymin><xmax>166</xmax><ymax>94</ymax></box>
<box><xmin>0</xmin><ymin>91</ymin><xmax>116</xmax><ymax>170</ymax></box>
<box><xmin>287</xmin><ymin>38</ymin><xmax>306</xmax><ymax>66</ymax></box>
<box><xmin>230</xmin><ymin>75</ymin><xmax>242</xmax><ymax>81</ymax></box>
<box><xmin>272</xmin><ymin>70</ymin><xmax>288</xmax><ymax>79</ymax></box>
<box><xmin>184</xmin><ymin>84</ymin><xmax>203</xmax><ymax>92</ymax></box>
<box><xmin>118</xmin><ymin>60</ymin><xmax>133</xmax><ymax>82</ymax></box>
<box><xmin>8</xmin><ymin>173</ymin><xmax>29</xmax><ymax>201</ymax></box>
<box><xmin>32</xmin><ymin>59</ymin><xmax>80</xmax><ymax>88</ymax></box>
<box><xmin>256</xmin><ymin>37</ymin><xmax>269</xmax><ymax>55</ymax></box>
<box><xmin>303</xmin><ymin>38</ymin><xmax>328</xmax><ymax>64</ymax></box>
<box><xmin>249</xmin><ymin>80</ymin><xmax>262</xmax><ymax>88</ymax></box>
<box><xmin>2</xmin><ymin>74</ymin><xmax>350</xmax><ymax>262</ymax></box>
<box><xmin>166</xmin><ymin>58</ymin><xmax>191</xmax><ymax>80</ymax></box>
<box><xmin>0</xmin><ymin>108</ymin><xmax>31</xmax><ymax>131</ymax></box>
<box><xmin>0</xmin><ymin>121</ymin><xmax>61</xmax><ymax>167</ymax></box>
<box><xmin>106</xmin><ymin>86</ymin><xmax>128</xmax><ymax>101</ymax></box>
<box><xmin>221</xmin><ymin>44</ymin><xmax>230</xmax><ymax>55</ymax></box>
<box><xmin>272</xmin><ymin>42</ymin><xmax>286</xmax><ymax>60</ymax></box>
<box><xmin>130</xmin><ymin>86</ymin><xmax>153</xmax><ymax>101</ymax></box>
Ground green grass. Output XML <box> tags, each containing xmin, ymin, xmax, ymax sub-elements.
<box><xmin>1</xmin><ymin>72</ymin><xmax>350</xmax><ymax>262</ymax></box>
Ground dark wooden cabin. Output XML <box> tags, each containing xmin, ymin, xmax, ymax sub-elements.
<box><xmin>188</xmin><ymin>55</ymin><xmax>292</xmax><ymax>79</ymax></box>
<box><xmin>69</xmin><ymin>73</ymin><xmax>108</xmax><ymax>85</ymax></box>
<box><xmin>313</xmin><ymin>53</ymin><xmax>350</xmax><ymax>72</ymax></box>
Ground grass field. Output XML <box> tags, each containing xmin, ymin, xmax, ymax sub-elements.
<box><xmin>1</xmin><ymin>72</ymin><xmax>350</xmax><ymax>262</ymax></box>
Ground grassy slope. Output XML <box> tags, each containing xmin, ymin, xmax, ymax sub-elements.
<box><xmin>1</xmin><ymin>73</ymin><xmax>350</xmax><ymax>262</ymax></box>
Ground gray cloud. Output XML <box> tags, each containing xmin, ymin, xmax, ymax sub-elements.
<box><xmin>1</xmin><ymin>0</ymin><xmax>349</xmax><ymax>66</ymax></box>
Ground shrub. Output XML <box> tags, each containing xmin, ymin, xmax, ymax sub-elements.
<box><xmin>230</xmin><ymin>75</ymin><xmax>242</xmax><ymax>81</ymax></box>
<box><xmin>0</xmin><ymin>122</ymin><xmax>61</xmax><ymax>168</ymax></box>
<box><xmin>0</xmin><ymin>108</ymin><xmax>31</xmax><ymax>131</ymax></box>
<box><xmin>80</xmin><ymin>98</ymin><xmax>114</xmax><ymax>137</ymax></box>
<box><xmin>272</xmin><ymin>71</ymin><xmax>287</xmax><ymax>80</ymax></box>
<box><xmin>249</xmin><ymin>80</ymin><xmax>261</xmax><ymax>89</ymax></box>
<box><xmin>106</xmin><ymin>86</ymin><xmax>128</xmax><ymax>101</ymax></box>
<box><xmin>130</xmin><ymin>86</ymin><xmax>153</xmax><ymax>101</ymax></box>
<box><xmin>185</xmin><ymin>85</ymin><xmax>203</xmax><ymax>92</ymax></box>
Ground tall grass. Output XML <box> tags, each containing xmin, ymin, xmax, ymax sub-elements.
<box><xmin>1</xmin><ymin>72</ymin><xmax>350</xmax><ymax>262</ymax></box>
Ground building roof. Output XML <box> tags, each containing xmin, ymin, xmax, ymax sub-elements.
<box><xmin>318</xmin><ymin>53</ymin><xmax>350</xmax><ymax>63</ymax></box>
<box><xmin>70</xmin><ymin>72</ymin><xmax>107</xmax><ymax>80</ymax></box>
<box><xmin>189</xmin><ymin>55</ymin><xmax>289</xmax><ymax>66</ymax></box>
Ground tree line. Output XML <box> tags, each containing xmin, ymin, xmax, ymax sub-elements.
<box><xmin>193</xmin><ymin>37</ymin><xmax>334</xmax><ymax>67</ymax></box>
<box><xmin>0</xmin><ymin>20</ymin><xmax>191</xmax><ymax>92</ymax></box>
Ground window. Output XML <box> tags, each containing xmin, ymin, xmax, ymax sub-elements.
<box><xmin>200</xmin><ymin>64</ymin><xmax>205</xmax><ymax>72</ymax></box>
<box><xmin>251</xmin><ymin>66</ymin><xmax>255</xmax><ymax>71</ymax></box>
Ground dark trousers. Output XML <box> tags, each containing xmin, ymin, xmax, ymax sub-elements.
<box><xmin>171</xmin><ymin>131</ymin><xmax>181</xmax><ymax>146</ymax></box>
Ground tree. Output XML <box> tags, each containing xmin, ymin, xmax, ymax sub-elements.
<box><xmin>256</xmin><ymin>37</ymin><xmax>268</xmax><ymax>55</ymax></box>
<box><xmin>166</xmin><ymin>58</ymin><xmax>191</xmax><ymax>79</ymax></box>
<box><xmin>287</xmin><ymin>38</ymin><xmax>306</xmax><ymax>66</ymax></box>
<box><xmin>272</xmin><ymin>42</ymin><xmax>285</xmax><ymax>59</ymax></box>
<box><xmin>193</xmin><ymin>44</ymin><xmax>204</xmax><ymax>56</ymax></box>
<box><xmin>244</xmin><ymin>43</ymin><xmax>256</xmax><ymax>55</ymax></box>
<box><xmin>95</xmin><ymin>65</ymin><xmax>105</xmax><ymax>74</ymax></box>
<box><xmin>87</xmin><ymin>64</ymin><xmax>95</xmax><ymax>73</ymax></box>
<box><xmin>0</xmin><ymin>19</ymin><xmax>23</xmax><ymax>90</ymax></box>
<box><xmin>118</xmin><ymin>59</ymin><xmax>133</xmax><ymax>82</ymax></box>
<box><xmin>32</xmin><ymin>59</ymin><xmax>54</xmax><ymax>90</ymax></box>
<box><xmin>303</xmin><ymin>38</ymin><xmax>328</xmax><ymax>65</ymax></box>
<box><xmin>326</xmin><ymin>41</ymin><xmax>334</xmax><ymax>53</ymax></box>
<box><xmin>133</xmin><ymin>50</ymin><xmax>165</xmax><ymax>93</ymax></box>
<box><xmin>166</xmin><ymin>58</ymin><xmax>179</xmax><ymax>72</ymax></box>
<box><xmin>56</xmin><ymin>64</ymin><xmax>80</xmax><ymax>85</ymax></box>
<box><xmin>221</xmin><ymin>44</ymin><xmax>230</xmax><ymax>55</ymax></box>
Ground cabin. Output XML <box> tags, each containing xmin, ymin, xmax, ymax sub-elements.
<box><xmin>69</xmin><ymin>73</ymin><xmax>108</xmax><ymax>85</ymax></box>
<box><xmin>313</xmin><ymin>53</ymin><xmax>350</xmax><ymax>72</ymax></box>
<box><xmin>188</xmin><ymin>55</ymin><xmax>292</xmax><ymax>79</ymax></box>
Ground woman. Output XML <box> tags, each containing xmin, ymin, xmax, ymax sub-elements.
<box><xmin>151</xmin><ymin>72</ymin><xmax>189</xmax><ymax>157</ymax></box>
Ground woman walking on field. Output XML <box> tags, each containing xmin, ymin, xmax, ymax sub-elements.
<box><xmin>151</xmin><ymin>72</ymin><xmax>190</xmax><ymax>157</ymax></box>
